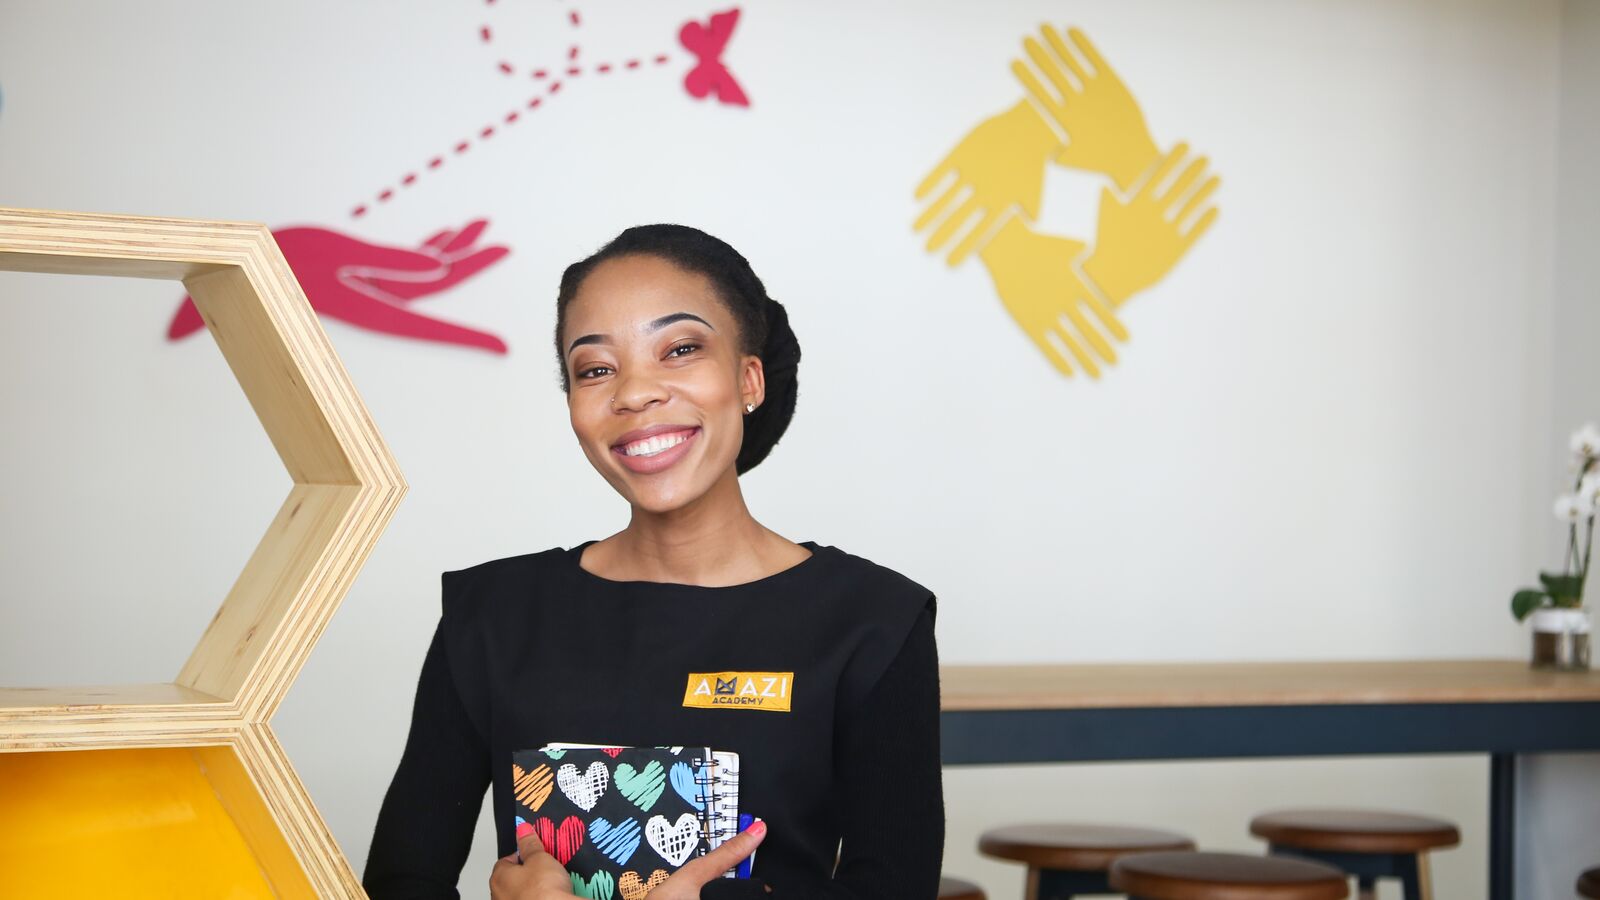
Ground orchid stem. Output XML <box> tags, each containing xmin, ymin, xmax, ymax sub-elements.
<box><xmin>1583</xmin><ymin>517</ymin><xmax>1594</xmax><ymax>601</ymax></box>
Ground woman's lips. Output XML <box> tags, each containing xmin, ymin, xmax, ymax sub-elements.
<box><xmin>611</xmin><ymin>426</ymin><xmax>700</xmax><ymax>474</ymax></box>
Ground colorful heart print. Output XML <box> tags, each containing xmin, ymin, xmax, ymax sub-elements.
<box><xmin>557</xmin><ymin>761</ymin><xmax>610</xmax><ymax>812</ymax></box>
<box><xmin>534</xmin><ymin>815</ymin><xmax>587</xmax><ymax>865</ymax></box>
<box><xmin>601</xmin><ymin>747</ymin><xmax>624</xmax><ymax>758</ymax></box>
<box><xmin>645</xmin><ymin>812</ymin><xmax>700</xmax><ymax>867</ymax></box>
<box><xmin>513</xmin><ymin>762</ymin><xmax>554</xmax><ymax>812</ymax></box>
<box><xmin>589</xmin><ymin>815</ymin><xmax>643</xmax><ymax>866</ymax></box>
<box><xmin>570</xmin><ymin>870</ymin><xmax>616</xmax><ymax>900</ymax></box>
<box><xmin>614</xmin><ymin>760</ymin><xmax>667</xmax><ymax>812</ymax></box>
<box><xmin>619</xmin><ymin>869</ymin><xmax>669</xmax><ymax>900</ymax></box>
<box><xmin>668</xmin><ymin>760</ymin><xmax>702</xmax><ymax>810</ymax></box>
<box><xmin>542</xmin><ymin>748</ymin><xmax>567</xmax><ymax>760</ymax></box>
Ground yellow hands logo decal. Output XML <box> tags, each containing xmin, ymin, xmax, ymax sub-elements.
<box><xmin>914</xmin><ymin>25</ymin><xmax>1220</xmax><ymax>379</ymax></box>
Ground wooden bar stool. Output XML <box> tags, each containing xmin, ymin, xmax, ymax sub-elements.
<box><xmin>1109</xmin><ymin>851</ymin><xmax>1349</xmax><ymax>899</ymax></box>
<box><xmin>979</xmin><ymin>823</ymin><xmax>1195</xmax><ymax>898</ymax></box>
<box><xmin>1578</xmin><ymin>866</ymin><xmax>1600</xmax><ymax>899</ymax></box>
<box><xmin>939</xmin><ymin>875</ymin><xmax>987</xmax><ymax>900</ymax></box>
<box><xmin>1249</xmin><ymin>809</ymin><xmax>1459</xmax><ymax>900</ymax></box>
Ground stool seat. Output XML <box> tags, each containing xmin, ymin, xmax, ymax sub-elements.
<box><xmin>979</xmin><ymin>823</ymin><xmax>1196</xmax><ymax>871</ymax></box>
<box><xmin>1250</xmin><ymin>809</ymin><xmax>1461</xmax><ymax>854</ymax></box>
<box><xmin>937</xmin><ymin>875</ymin><xmax>986</xmax><ymax>900</ymax></box>
<box><xmin>1110</xmin><ymin>851</ymin><xmax>1349</xmax><ymax>900</ymax></box>
<box><xmin>1579</xmin><ymin>866</ymin><xmax>1600</xmax><ymax>899</ymax></box>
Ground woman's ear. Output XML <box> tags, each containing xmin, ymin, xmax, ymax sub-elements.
<box><xmin>740</xmin><ymin>354</ymin><xmax>766</xmax><ymax>411</ymax></box>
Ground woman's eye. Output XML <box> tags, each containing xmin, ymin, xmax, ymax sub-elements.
<box><xmin>577</xmin><ymin>365</ymin><xmax>612</xmax><ymax>379</ymax></box>
<box><xmin>667</xmin><ymin>343</ymin><xmax>701</xmax><ymax>358</ymax></box>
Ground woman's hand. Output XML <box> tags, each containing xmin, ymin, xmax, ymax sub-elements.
<box><xmin>489</xmin><ymin>829</ymin><xmax>580</xmax><ymax>899</ymax></box>
<box><xmin>647</xmin><ymin>820</ymin><xmax>768</xmax><ymax>899</ymax></box>
<box><xmin>489</xmin><ymin>820</ymin><xmax>767</xmax><ymax>899</ymax></box>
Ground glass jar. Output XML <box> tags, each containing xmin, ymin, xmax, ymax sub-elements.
<box><xmin>1530</xmin><ymin>607</ymin><xmax>1592</xmax><ymax>671</ymax></box>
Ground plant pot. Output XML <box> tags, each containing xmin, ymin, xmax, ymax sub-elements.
<box><xmin>1530</xmin><ymin>607</ymin><xmax>1592</xmax><ymax>671</ymax></box>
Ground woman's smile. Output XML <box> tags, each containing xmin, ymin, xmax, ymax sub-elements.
<box><xmin>611</xmin><ymin>424</ymin><xmax>702</xmax><ymax>474</ymax></box>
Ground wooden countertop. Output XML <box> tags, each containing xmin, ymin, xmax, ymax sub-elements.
<box><xmin>939</xmin><ymin>659</ymin><xmax>1600</xmax><ymax>711</ymax></box>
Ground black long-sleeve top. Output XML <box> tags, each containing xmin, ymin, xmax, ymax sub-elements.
<box><xmin>363</xmin><ymin>541</ymin><xmax>945</xmax><ymax>899</ymax></box>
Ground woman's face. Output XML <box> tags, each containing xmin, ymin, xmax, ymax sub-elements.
<box><xmin>562</xmin><ymin>254</ymin><xmax>764</xmax><ymax>513</ymax></box>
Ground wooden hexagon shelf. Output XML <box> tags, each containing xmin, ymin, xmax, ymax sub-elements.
<box><xmin>0</xmin><ymin>207</ymin><xmax>406</xmax><ymax>897</ymax></box>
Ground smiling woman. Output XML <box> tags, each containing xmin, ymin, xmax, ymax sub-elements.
<box><xmin>558</xmin><ymin>227</ymin><xmax>802</xmax><ymax>477</ymax></box>
<box><xmin>556</xmin><ymin>232</ymin><xmax>798</xmax><ymax>519</ymax></box>
<box><xmin>362</xmin><ymin>225</ymin><xmax>945</xmax><ymax>900</ymax></box>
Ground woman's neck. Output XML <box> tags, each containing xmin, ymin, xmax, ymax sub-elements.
<box><xmin>587</xmin><ymin>471</ymin><xmax>807</xmax><ymax>586</ymax></box>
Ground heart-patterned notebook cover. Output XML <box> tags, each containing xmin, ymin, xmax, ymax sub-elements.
<box><xmin>511</xmin><ymin>745</ymin><xmax>741</xmax><ymax>899</ymax></box>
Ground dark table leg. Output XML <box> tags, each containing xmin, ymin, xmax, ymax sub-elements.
<box><xmin>1489</xmin><ymin>752</ymin><xmax>1515</xmax><ymax>900</ymax></box>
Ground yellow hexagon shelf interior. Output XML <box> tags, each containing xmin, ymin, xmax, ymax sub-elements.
<box><xmin>0</xmin><ymin>206</ymin><xmax>407</xmax><ymax>898</ymax></box>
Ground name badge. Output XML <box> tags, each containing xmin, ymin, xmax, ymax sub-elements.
<box><xmin>683</xmin><ymin>671</ymin><xmax>794</xmax><ymax>712</ymax></box>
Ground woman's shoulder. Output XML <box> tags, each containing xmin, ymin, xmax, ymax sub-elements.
<box><xmin>801</xmin><ymin>542</ymin><xmax>938</xmax><ymax>670</ymax></box>
<box><xmin>445</xmin><ymin>545</ymin><xmax>571</xmax><ymax>582</ymax></box>
<box><xmin>808</xmin><ymin>542</ymin><xmax>936</xmax><ymax>610</ymax></box>
<box><xmin>806</xmin><ymin>543</ymin><xmax>939</xmax><ymax>706</ymax></box>
<box><xmin>436</xmin><ymin>546</ymin><xmax>576</xmax><ymax>624</ymax></box>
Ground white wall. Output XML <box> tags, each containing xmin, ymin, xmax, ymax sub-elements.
<box><xmin>0</xmin><ymin>1</ymin><xmax>1584</xmax><ymax>897</ymax></box>
<box><xmin>1517</xmin><ymin>2</ymin><xmax>1600</xmax><ymax>897</ymax></box>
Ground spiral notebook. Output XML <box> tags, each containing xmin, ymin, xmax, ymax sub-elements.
<box><xmin>511</xmin><ymin>743</ymin><xmax>750</xmax><ymax>898</ymax></box>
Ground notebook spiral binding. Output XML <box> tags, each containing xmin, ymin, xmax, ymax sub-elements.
<box><xmin>692</xmin><ymin>753</ymin><xmax>740</xmax><ymax>841</ymax></box>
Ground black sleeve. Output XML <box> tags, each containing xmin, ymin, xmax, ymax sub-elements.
<box><xmin>362</xmin><ymin>615</ymin><xmax>493</xmax><ymax>899</ymax></box>
<box><xmin>702</xmin><ymin>597</ymin><xmax>945</xmax><ymax>900</ymax></box>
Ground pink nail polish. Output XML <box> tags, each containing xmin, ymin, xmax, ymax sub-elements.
<box><xmin>749</xmin><ymin>820</ymin><xmax>767</xmax><ymax>838</ymax></box>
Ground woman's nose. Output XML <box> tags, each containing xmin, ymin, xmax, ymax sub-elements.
<box><xmin>610</xmin><ymin>368</ymin><xmax>669</xmax><ymax>412</ymax></box>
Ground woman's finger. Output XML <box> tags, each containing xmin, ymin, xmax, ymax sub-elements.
<box><xmin>489</xmin><ymin>853</ymin><xmax>522</xmax><ymax>896</ymax></box>
<box><xmin>665</xmin><ymin>820</ymin><xmax>767</xmax><ymax>886</ymax></box>
<box><xmin>516</xmin><ymin>823</ymin><xmax>549</xmax><ymax>865</ymax></box>
<box><xmin>491</xmin><ymin>831</ymin><xmax>579</xmax><ymax>898</ymax></box>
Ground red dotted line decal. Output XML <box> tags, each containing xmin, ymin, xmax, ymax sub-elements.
<box><xmin>352</xmin><ymin>1</ymin><xmax>676</xmax><ymax>219</ymax></box>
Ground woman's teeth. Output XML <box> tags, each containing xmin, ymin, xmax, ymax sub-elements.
<box><xmin>621</xmin><ymin>431</ymin><xmax>692</xmax><ymax>457</ymax></box>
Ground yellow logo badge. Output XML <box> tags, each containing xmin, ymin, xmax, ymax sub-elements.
<box><xmin>683</xmin><ymin>672</ymin><xmax>794</xmax><ymax>712</ymax></box>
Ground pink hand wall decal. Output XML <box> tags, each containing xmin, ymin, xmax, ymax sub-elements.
<box><xmin>166</xmin><ymin>219</ymin><xmax>510</xmax><ymax>354</ymax></box>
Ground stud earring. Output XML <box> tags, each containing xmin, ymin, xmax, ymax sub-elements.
<box><xmin>745</xmin><ymin>402</ymin><xmax>755</xmax><ymax>414</ymax></box>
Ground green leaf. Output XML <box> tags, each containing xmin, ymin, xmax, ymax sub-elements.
<box><xmin>1512</xmin><ymin>589</ymin><xmax>1550</xmax><ymax>621</ymax></box>
<box><xmin>1538</xmin><ymin>571</ymin><xmax>1584</xmax><ymax>601</ymax></box>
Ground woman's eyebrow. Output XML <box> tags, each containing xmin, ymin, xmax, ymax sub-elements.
<box><xmin>567</xmin><ymin>312</ymin><xmax>715</xmax><ymax>356</ymax></box>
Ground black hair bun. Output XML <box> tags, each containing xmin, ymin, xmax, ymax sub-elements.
<box><xmin>737</xmin><ymin>296</ymin><xmax>800</xmax><ymax>475</ymax></box>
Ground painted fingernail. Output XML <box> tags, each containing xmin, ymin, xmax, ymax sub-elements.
<box><xmin>749</xmin><ymin>820</ymin><xmax>767</xmax><ymax>838</ymax></box>
<box><xmin>516</xmin><ymin>820</ymin><xmax>535</xmax><ymax>840</ymax></box>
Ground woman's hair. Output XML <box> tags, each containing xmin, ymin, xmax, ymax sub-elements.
<box><xmin>554</xmin><ymin>224</ymin><xmax>801</xmax><ymax>475</ymax></box>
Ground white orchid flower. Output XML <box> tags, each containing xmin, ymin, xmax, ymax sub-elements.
<box><xmin>1571</xmin><ymin>423</ymin><xmax>1600</xmax><ymax>460</ymax></box>
<box><xmin>1554</xmin><ymin>493</ymin><xmax>1595</xmax><ymax>523</ymax></box>
<box><xmin>1581</xmin><ymin>472</ymin><xmax>1600</xmax><ymax>508</ymax></box>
